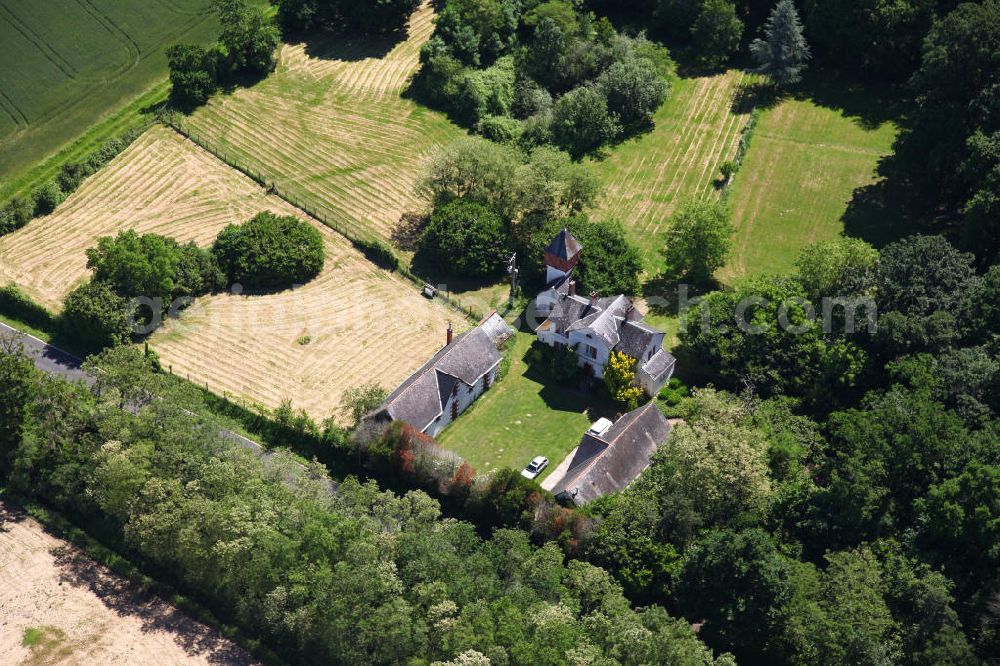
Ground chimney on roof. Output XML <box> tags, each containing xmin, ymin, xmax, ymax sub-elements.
<box><xmin>446</xmin><ymin>321</ymin><xmax>453</xmax><ymax>346</ymax></box>
<box><xmin>624</xmin><ymin>304</ymin><xmax>635</xmax><ymax>321</ymax></box>
<box><xmin>568</xmin><ymin>280</ymin><xmax>576</xmax><ymax>296</ymax></box>
<box><xmin>589</xmin><ymin>290</ymin><xmax>599</xmax><ymax>306</ymax></box>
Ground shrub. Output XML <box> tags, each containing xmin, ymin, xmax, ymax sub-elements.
<box><xmin>547</xmin><ymin>342</ymin><xmax>581</xmax><ymax>382</ymax></box>
<box><xmin>352</xmin><ymin>238</ymin><xmax>400</xmax><ymax>271</ymax></box>
<box><xmin>167</xmin><ymin>44</ymin><xmax>218</xmax><ymax>110</ymax></box>
<box><xmin>213</xmin><ymin>212</ymin><xmax>325</xmax><ymax>288</ymax></box>
<box><xmin>597</xmin><ymin>58</ymin><xmax>669</xmax><ymax>128</ymax></box>
<box><xmin>551</xmin><ymin>85</ymin><xmax>621</xmax><ymax>158</ymax></box>
<box><xmin>690</xmin><ymin>0</ymin><xmax>743</xmax><ymax>68</ymax></box>
<box><xmin>658</xmin><ymin>377</ymin><xmax>690</xmax><ymax>406</ymax></box>
<box><xmin>414</xmin><ymin>50</ymin><xmax>467</xmax><ymax>107</ymax></box>
<box><xmin>0</xmin><ymin>285</ymin><xmax>55</xmax><ymax>332</ymax></box>
<box><xmin>512</xmin><ymin>77</ymin><xmax>553</xmax><ymax>119</ymax></box>
<box><xmin>417</xmin><ymin>197</ymin><xmax>511</xmax><ymax>277</ymax></box>
<box><xmin>32</xmin><ymin>182</ymin><xmax>64</xmax><ymax>216</ymax></box>
<box><xmin>458</xmin><ymin>56</ymin><xmax>515</xmax><ymax>123</ymax></box>
<box><xmin>605</xmin><ymin>350</ymin><xmax>643</xmax><ymax>409</ymax></box>
<box><xmin>0</xmin><ymin>197</ymin><xmax>35</xmax><ymax>235</ymax></box>
<box><xmin>341</xmin><ymin>382</ymin><xmax>388</xmax><ymax>425</ymax></box>
<box><xmin>476</xmin><ymin>115</ymin><xmax>523</xmax><ymax>143</ymax></box>
<box><xmin>662</xmin><ymin>198</ymin><xmax>734</xmax><ymax>284</ymax></box>
<box><xmin>86</xmin><ymin>230</ymin><xmax>222</xmax><ymax>305</ymax></box>
<box><xmin>56</xmin><ymin>162</ymin><xmax>87</xmax><ymax>193</ymax></box>
<box><xmin>60</xmin><ymin>281</ymin><xmax>133</xmax><ymax>352</ymax></box>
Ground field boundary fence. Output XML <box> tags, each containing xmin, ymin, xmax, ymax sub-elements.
<box><xmin>161</xmin><ymin>118</ymin><xmax>481</xmax><ymax>324</ymax></box>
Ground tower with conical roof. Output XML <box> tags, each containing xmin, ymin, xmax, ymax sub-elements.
<box><xmin>544</xmin><ymin>228</ymin><xmax>583</xmax><ymax>285</ymax></box>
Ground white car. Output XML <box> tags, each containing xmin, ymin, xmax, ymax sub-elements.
<box><xmin>521</xmin><ymin>456</ymin><xmax>549</xmax><ymax>479</ymax></box>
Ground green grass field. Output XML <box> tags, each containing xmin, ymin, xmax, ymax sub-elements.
<box><xmin>0</xmin><ymin>0</ymin><xmax>221</xmax><ymax>200</ymax></box>
<box><xmin>722</xmin><ymin>96</ymin><xmax>897</xmax><ymax>280</ymax></box>
<box><xmin>437</xmin><ymin>331</ymin><xmax>618</xmax><ymax>480</ymax></box>
<box><xmin>590</xmin><ymin>70</ymin><xmax>756</xmax><ymax>271</ymax></box>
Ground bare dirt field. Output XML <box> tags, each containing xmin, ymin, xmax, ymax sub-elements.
<box><xmin>0</xmin><ymin>123</ymin><xmax>454</xmax><ymax>423</ymax></box>
<box><xmin>0</xmin><ymin>502</ymin><xmax>254</xmax><ymax>665</ymax></box>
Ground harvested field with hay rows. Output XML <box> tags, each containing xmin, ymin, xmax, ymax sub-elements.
<box><xmin>0</xmin><ymin>124</ymin><xmax>453</xmax><ymax>423</ymax></box>
<box><xmin>176</xmin><ymin>1</ymin><xmax>463</xmax><ymax>244</ymax></box>
<box><xmin>0</xmin><ymin>125</ymin><xmax>302</xmax><ymax>310</ymax></box>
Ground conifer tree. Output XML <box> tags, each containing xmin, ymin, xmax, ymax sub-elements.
<box><xmin>750</xmin><ymin>0</ymin><xmax>810</xmax><ymax>86</ymax></box>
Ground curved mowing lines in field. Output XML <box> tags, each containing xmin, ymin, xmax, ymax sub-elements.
<box><xmin>151</xmin><ymin>232</ymin><xmax>448</xmax><ymax>422</ymax></box>
<box><xmin>0</xmin><ymin>127</ymin><xmax>307</xmax><ymax>309</ymax></box>
<box><xmin>0</xmin><ymin>2</ymin><xmax>77</xmax><ymax>77</ymax></box>
<box><xmin>279</xmin><ymin>1</ymin><xmax>435</xmax><ymax>98</ymax></box>
<box><xmin>181</xmin><ymin>0</ymin><xmax>462</xmax><ymax>245</ymax></box>
<box><xmin>188</xmin><ymin>98</ymin><xmax>447</xmax><ymax>236</ymax></box>
<box><xmin>73</xmin><ymin>0</ymin><xmax>142</xmax><ymax>74</ymax></box>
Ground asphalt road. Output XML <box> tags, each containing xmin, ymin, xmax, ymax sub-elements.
<box><xmin>0</xmin><ymin>322</ymin><xmax>91</xmax><ymax>385</ymax></box>
<box><xmin>1</xmin><ymin>321</ymin><xmax>337</xmax><ymax>494</ymax></box>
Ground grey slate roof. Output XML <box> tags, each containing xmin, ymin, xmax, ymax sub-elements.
<box><xmin>553</xmin><ymin>402</ymin><xmax>671</xmax><ymax>504</ymax></box>
<box><xmin>617</xmin><ymin>319</ymin><xmax>661</xmax><ymax>359</ymax></box>
<box><xmin>378</xmin><ymin>313</ymin><xmax>512</xmax><ymax>431</ymax></box>
<box><xmin>641</xmin><ymin>348</ymin><xmax>677</xmax><ymax>382</ymax></box>
<box><xmin>545</xmin><ymin>294</ymin><xmax>594</xmax><ymax>333</ymax></box>
<box><xmin>545</xmin><ymin>228</ymin><xmax>583</xmax><ymax>260</ymax></box>
<box><xmin>566</xmin><ymin>295</ymin><xmax>630</xmax><ymax>349</ymax></box>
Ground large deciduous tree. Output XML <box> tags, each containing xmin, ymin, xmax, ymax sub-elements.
<box><xmin>662</xmin><ymin>198</ymin><xmax>734</xmax><ymax>284</ymax></box>
<box><xmin>872</xmin><ymin>235</ymin><xmax>977</xmax><ymax>358</ymax></box>
<box><xmin>212</xmin><ymin>212</ymin><xmax>325</xmax><ymax>288</ymax></box>
<box><xmin>166</xmin><ymin>44</ymin><xmax>217</xmax><ymax>110</ymax></box>
<box><xmin>691</xmin><ymin>0</ymin><xmax>744</xmax><ymax>69</ymax></box>
<box><xmin>597</xmin><ymin>58</ymin><xmax>670</xmax><ymax>129</ymax></box>
<box><xmin>60</xmin><ymin>281</ymin><xmax>133</xmax><ymax>353</ymax></box>
<box><xmin>551</xmin><ymin>85</ymin><xmax>621</xmax><ymax>158</ymax></box>
<box><xmin>417</xmin><ymin>197</ymin><xmax>511</xmax><ymax>277</ymax></box>
<box><xmin>215</xmin><ymin>0</ymin><xmax>281</xmax><ymax>76</ymax></box>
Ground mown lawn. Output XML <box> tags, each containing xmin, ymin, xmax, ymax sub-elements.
<box><xmin>721</xmin><ymin>96</ymin><xmax>897</xmax><ymax>280</ymax></box>
<box><xmin>589</xmin><ymin>70</ymin><xmax>755</xmax><ymax>271</ymax></box>
<box><xmin>437</xmin><ymin>331</ymin><xmax>618</xmax><ymax>481</ymax></box>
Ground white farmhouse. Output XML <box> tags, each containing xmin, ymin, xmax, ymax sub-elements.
<box><xmin>367</xmin><ymin>312</ymin><xmax>514</xmax><ymax>437</ymax></box>
<box><xmin>534</xmin><ymin>228</ymin><xmax>676</xmax><ymax>395</ymax></box>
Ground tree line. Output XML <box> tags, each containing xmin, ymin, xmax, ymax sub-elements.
<box><xmin>0</xmin><ymin>343</ymin><xmax>730</xmax><ymax>665</ymax></box>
